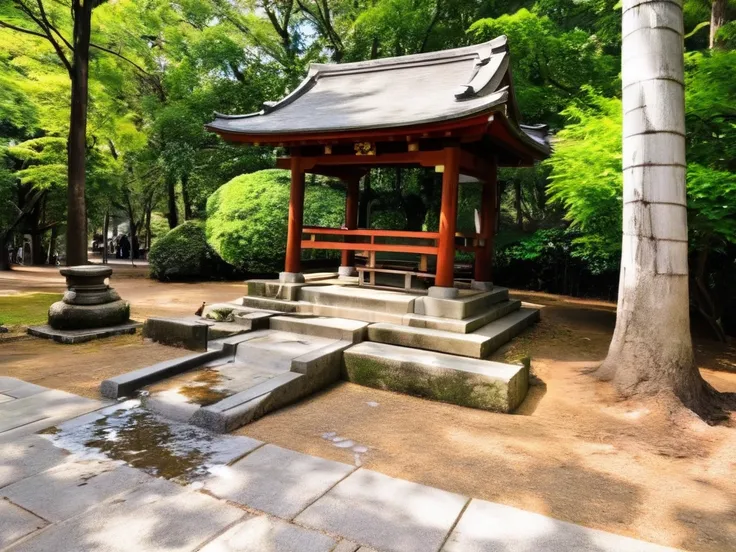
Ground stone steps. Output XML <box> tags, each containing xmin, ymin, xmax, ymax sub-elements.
<box><xmin>240</xmin><ymin>296</ymin><xmax>305</xmax><ymax>313</ymax></box>
<box><xmin>342</xmin><ymin>341</ymin><xmax>529</xmax><ymax>412</ymax></box>
<box><xmin>299</xmin><ymin>285</ymin><xmax>418</xmax><ymax>314</ymax></box>
<box><xmin>404</xmin><ymin>299</ymin><xmax>521</xmax><ymax>334</ymax></box>
<box><xmin>413</xmin><ymin>287</ymin><xmax>509</xmax><ymax>320</ymax></box>
<box><xmin>310</xmin><ymin>303</ymin><xmax>406</xmax><ymax>325</ymax></box>
<box><xmin>367</xmin><ymin>307</ymin><xmax>539</xmax><ymax>359</ymax></box>
<box><xmin>269</xmin><ymin>316</ymin><xmax>369</xmax><ymax>343</ymax></box>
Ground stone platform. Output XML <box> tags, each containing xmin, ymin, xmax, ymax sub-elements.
<box><xmin>110</xmin><ymin>277</ymin><xmax>539</xmax><ymax>432</ymax></box>
<box><xmin>27</xmin><ymin>321</ymin><xmax>141</xmax><ymax>344</ymax></box>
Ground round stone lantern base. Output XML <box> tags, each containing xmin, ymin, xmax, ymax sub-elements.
<box><xmin>47</xmin><ymin>265</ymin><xmax>130</xmax><ymax>331</ymax></box>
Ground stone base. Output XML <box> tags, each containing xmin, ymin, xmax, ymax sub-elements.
<box><xmin>143</xmin><ymin>317</ymin><xmax>208</xmax><ymax>350</ymax></box>
<box><xmin>279</xmin><ymin>272</ymin><xmax>305</xmax><ymax>284</ymax></box>
<box><xmin>427</xmin><ymin>286</ymin><xmax>459</xmax><ymax>299</ymax></box>
<box><xmin>48</xmin><ymin>299</ymin><xmax>130</xmax><ymax>331</ymax></box>
<box><xmin>337</xmin><ymin>266</ymin><xmax>357</xmax><ymax>278</ymax></box>
<box><xmin>27</xmin><ymin>322</ymin><xmax>141</xmax><ymax>345</ymax></box>
<box><xmin>470</xmin><ymin>280</ymin><xmax>494</xmax><ymax>292</ymax></box>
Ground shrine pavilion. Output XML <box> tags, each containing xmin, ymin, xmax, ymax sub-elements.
<box><xmin>206</xmin><ymin>35</ymin><xmax>549</xmax><ymax>298</ymax></box>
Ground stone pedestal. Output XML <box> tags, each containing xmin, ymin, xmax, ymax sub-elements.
<box><xmin>48</xmin><ymin>266</ymin><xmax>130</xmax><ymax>331</ymax></box>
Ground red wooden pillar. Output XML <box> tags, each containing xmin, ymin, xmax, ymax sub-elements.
<box><xmin>340</xmin><ymin>178</ymin><xmax>360</xmax><ymax>275</ymax></box>
<box><xmin>435</xmin><ymin>146</ymin><xmax>460</xmax><ymax>290</ymax></box>
<box><xmin>283</xmin><ymin>156</ymin><xmax>305</xmax><ymax>280</ymax></box>
<box><xmin>474</xmin><ymin>160</ymin><xmax>497</xmax><ymax>285</ymax></box>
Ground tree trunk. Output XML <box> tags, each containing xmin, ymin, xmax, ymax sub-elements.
<box><xmin>710</xmin><ymin>0</ymin><xmax>727</xmax><ymax>48</ymax></box>
<box><xmin>598</xmin><ymin>0</ymin><xmax>709</xmax><ymax>411</ymax></box>
<box><xmin>145</xmin><ymin>207</ymin><xmax>152</xmax><ymax>250</ymax></box>
<box><xmin>359</xmin><ymin>171</ymin><xmax>371</xmax><ymax>228</ymax></box>
<box><xmin>66</xmin><ymin>1</ymin><xmax>93</xmax><ymax>266</ymax></box>
<box><xmin>102</xmin><ymin>211</ymin><xmax>109</xmax><ymax>264</ymax></box>
<box><xmin>182</xmin><ymin>174</ymin><xmax>192</xmax><ymax>220</ymax></box>
<box><xmin>47</xmin><ymin>226</ymin><xmax>58</xmax><ymax>265</ymax></box>
<box><xmin>514</xmin><ymin>180</ymin><xmax>523</xmax><ymax>230</ymax></box>
<box><xmin>166</xmin><ymin>176</ymin><xmax>178</xmax><ymax>229</ymax></box>
<box><xmin>0</xmin><ymin>232</ymin><xmax>10</xmax><ymax>271</ymax></box>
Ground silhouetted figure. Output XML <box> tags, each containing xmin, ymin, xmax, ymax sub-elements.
<box><xmin>119</xmin><ymin>235</ymin><xmax>131</xmax><ymax>259</ymax></box>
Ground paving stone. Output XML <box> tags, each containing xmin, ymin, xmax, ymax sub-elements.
<box><xmin>0</xmin><ymin>435</ymin><xmax>70</xmax><ymax>489</ymax></box>
<box><xmin>27</xmin><ymin>322</ymin><xmax>140</xmax><ymax>344</ymax></box>
<box><xmin>296</xmin><ymin>469</ymin><xmax>468</xmax><ymax>552</ymax></box>
<box><xmin>200</xmin><ymin>514</ymin><xmax>337</xmax><ymax>552</ymax></box>
<box><xmin>441</xmin><ymin>499</ymin><xmax>680</xmax><ymax>552</ymax></box>
<box><xmin>204</xmin><ymin>444</ymin><xmax>355</xmax><ymax>519</ymax></box>
<box><xmin>0</xmin><ymin>393</ymin><xmax>14</xmax><ymax>404</ymax></box>
<box><xmin>13</xmin><ymin>477</ymin><xmax>244</xmax><ymax>552</ymax></box>
<box><xmin>0</xmin><ymin>377</ymin><xmax>46</xmax><ymax>399</ymax></box>
<box><xmin>0</xmin><ymin>389</ymin><xmax>104</xmax><ymax>441</ymax></box>
<box><xmin>332</xmin><ymin>541</ymin><xmax>361</xmax><ymax>552</ymax></box>
<box><xmin>0</xmin><ymin>498</ymin><xmax>47</xmax><ymax>548</ymax></box>
<box><xmin>1</xmin><ymin>460</ymin><xmax>152</xmax><ymax>522</ymax></box>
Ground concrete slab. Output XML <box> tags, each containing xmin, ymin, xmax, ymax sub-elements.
<box><xmin>199</xmin><ymin>514</ymin><xmax>337</xmax><ymax>552</ymax></box>
<box><xmin>472</xmin><ymin>307</ymin><xmax>540</xmax><ymax>350</ymax></box>
<box><xmin>0</xmin><ymin>377</ymin><xmax>47</xmax><ymax>399</ymax></box>
<box><xmin>368</xmin><ymin>322</ymin><xmax>491</xmax><ymax>358</ymax></box>
<box><xmin>333</xmin><ymin>541</ymin><xmax>361</xmax><ymax>552</ymax></box>
<box><xmin>100</xmin><ymin>349</ymin><xmax>226</xmax><ymax>399</ymax></box>
<box><xmin>0</xmin><ymin>498</ymin><xmax>47</xmax><ymax>549</ymax></box>
<box><xmin>27</xmin><ymin>321</ymin><xmax>141</xmax><ymax>344</ymax></box>
<box><xmin>300</xmin><ymin>285</ymin><xmax>417</xmax><ymax>314</ymax></box>
<box><xmin>414</xmin><ymin>288</ymin><xmax>508</xmax><ymax>319</ymax></box>
<box><xmin>0</xmin><ymin>389</ymin><xmax>104</xmax><ymax>441</ymax></box>
<box><xmin>442</xmin><ymin>499</ymin><xmax>680</xmax><ymax>552</ymax></box>
<box><xmin>0</xmin><ymin>393</ymin><xmax>14</xmax><ymax>404</ymax></box>
<box><xmin>310</xmin><ymin>303</ymin><xmax>407</xmax><ymax>325</ymax></box>
<box><xmin>204</xmin><ymin>444</ymin><xmax>355</xmax><ymax>519</ymax></box>
<box><xmin>143</xmin><ymin>317</ymin><xmax>208</xmax><ymax>350</ymax></box>
<box><xmin>1</xmin><ymin>460</ymin><xmax>152</xmax><ymax>522</ymax></box>
<box><xmin>247</xmin><ymin>279</ymin><xmax>311</xmax><ymax>301</ymax></box>
<box><xmin>296</xmin><ymin>469</ymin><xmax>468</xmax><ymax>552</ymax></box>
<box><xmin>270</xmin><ymin>315</ymin><xmax>369</xmax><ymax>343</ymax></box>
<box><xmin>12</xmin><ymin>477</ymin><xmax>244</xmax><ymax>552</ymax></box>
<box><xmin>241</xmin><ymin>295</ymin><xmax>303</xmax><ymax>312</ymax></box>
<box><xmin>403</xmin><ymin>299</ymin><xmax>522</xmax><ymax>334</ymax></box>
<box><xmin>343</xmin><ymin>341</ymin><xmax>528</xmax><ymax>412</ymax></box>
<box><xmin>0</xmin><ymin>435</ymin><xmax>70</xmax><ymax>489</ymax></box>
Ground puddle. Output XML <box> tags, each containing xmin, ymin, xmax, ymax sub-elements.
<box><xmin>41</xmin><ymin>400</ymin><xmax>256</xmax><ymax>483</ymax></box>
<box><xmin>177</xmin><ymin>369</ymin><xmax>233</xmax><ymax>406</ymax></box>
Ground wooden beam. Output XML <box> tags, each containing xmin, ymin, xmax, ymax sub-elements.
<box><xmin>297</xmin><ymin>150</ymin><xmax>445</xmax><ymax>171</ymax></box>
<box><xmin>284</xmin><ymin>157</ymin><xmax>305</xmax><ymax>274</ymax></box>
<box><xmin>302</xmin><ymin>241</ymin><xmax>438</xmax><ymax>255</ymax></box>
<box><xmin>435</xmin><ymin>146</ymin><xmax>460</xmax><ymax>288</ymax></box>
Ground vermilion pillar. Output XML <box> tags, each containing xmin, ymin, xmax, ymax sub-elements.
<box><xmin>340</xmin><ymin>178</ymin><xmax>360</xmax><ymax>275</ymax></box>
<box><xmin>474</xmin><ymin>160</ymin><xmax>497</xmax><ymax>285</ymax></box>
<box><xmin>434</xmin><ymin>146</ymin><xmax>460</xmax><ymax>291</ymax></box>
<box><xmin>283</xmin><ymin>156</ymin><xmax>305</xmax><ymax>281</ymax></box>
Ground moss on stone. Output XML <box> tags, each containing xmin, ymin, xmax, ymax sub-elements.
<box><xmin>343</xmin><ymin>355</ymin><xmax>512</xmax><ymax>412</ymax></box>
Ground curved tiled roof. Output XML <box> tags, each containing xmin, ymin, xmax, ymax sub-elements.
<box><xmin>206</xmin><ymin>36</ymin><xmax>549</xmax><ymax>157</ymax></box>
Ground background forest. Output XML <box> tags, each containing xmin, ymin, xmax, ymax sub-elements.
<box><xmin>1</xmin><ymin>0</ymin><xmax>735</xmax><ymax>338</ymax></box>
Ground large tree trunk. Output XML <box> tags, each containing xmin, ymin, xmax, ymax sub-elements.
<box><xmin>102</xmin><ymin>210</ymin><xmax>109</xmax><ymax>264</ymax></box>
<box><xmin>710</xmin><ymin>0</ymin><xmax>727</xmax><ymax>48</ymax></box>
<box><xmin>166</xmin><ymin>176</ymin><xmax>178</xmax><ymax>229</ymax></box>
<box><xmin>66</xmin><ymin>2</ymin><xmax>93</xmax><ymax>266</ymax></box>
<box><xmin>181</xmin><ymin>174</ymin><xmax>192</xmax><ymax>220</ymax></box>
<box><xmin>598</xmin><ymin>0</ymin><xmax>709</xmax><ymax>411</ymax></box>
<box><xmin>514</xmin><ymin>180</ymin><xmax>523</xmax><ymax>230</ymax></box>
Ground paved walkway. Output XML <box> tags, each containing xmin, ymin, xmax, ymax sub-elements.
<box><xmin>0</xmin><ymin>377</ymin><xmax>679</xmax><ymax>552</ymax></box>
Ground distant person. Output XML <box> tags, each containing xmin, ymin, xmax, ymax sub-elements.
<box><xmin>119</xmin><ymin>235</ymin><xmax>131</xmax><ymax>259</ymax></box>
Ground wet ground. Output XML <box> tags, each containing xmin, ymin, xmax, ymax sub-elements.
<box><xmin>43</xmin><ymin>399</ymin><xmax>260</xmax><ymax>484</ymax></box>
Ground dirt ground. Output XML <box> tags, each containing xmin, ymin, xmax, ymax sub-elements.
<box><xmin>238</xmin><ymin>292</ymin><xmax>736</xmax><ymax>552</ymax></box>
<box><xmin>1</xmin><ymin>266</ymin><xmax>735</xmax><ymax>551</ymax></box>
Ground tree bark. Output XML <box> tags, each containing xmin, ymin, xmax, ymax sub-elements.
<box><xmin>514</xmin><ymin>180</ymin><xmax>523</xmax><ymax>229</ymax></box>
<box><xmin>182</xmin><ymin>174</ymin><xmax>192</xmax><ymax>220</ymax></box>
<box><xmin>102</xmin><ymin>210</ymin><xmax>109</xmax><ymax>264</ymax></box>
<box><xmin>710</xmin><ymin>0</ymin><xmax>727</xmax><ymax>48</ymax></box>
<box><xmin>66</xmin><ymin>0</ymin><xmax>93</xmax><ymax>266</ymax></box>
<box><xmin>599</xmin><ymin>0</ymin><xmax>710</xmax><ymax>412</ymax></box>
<box><xmin>166</xmin><ymin>176</ymin><xmax>178</xmax><ymax>229</ymax></box>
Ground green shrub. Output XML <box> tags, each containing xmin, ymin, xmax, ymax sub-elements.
<box><xmin>206</xmin><ymin>169</ymin><xmax>345</xmax><ymax>273</ymax></box>
<box><xmin>148</xmin><ymin>220</ymin><xmax>234</xmax><ymax>281</ymax></box>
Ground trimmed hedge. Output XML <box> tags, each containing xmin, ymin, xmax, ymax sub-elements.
<box><xmin>206</xmin><ymin>169</ymin><xmax>345</xmax><ymax>273</ymax></box>
<box><xmin>148</xmin><ymin>220</ymin><xmax>234</xmax><ymax>281</ymax></box>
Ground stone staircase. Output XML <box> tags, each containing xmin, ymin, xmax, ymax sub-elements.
<box><xmin>111</xmin><ymin>279</ymin><xmax>540</xmax><ymax>432</ymax></box>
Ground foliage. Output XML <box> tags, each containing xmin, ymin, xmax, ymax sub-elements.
<box><xmin>205</xmin><ymin>170</ymin><xmax>345</xmax><ymax>273</ymax></box>
<box><xmin>545</xmin><ymin>92</ymin><xmax>623</xmax><ymax>271</ymax></box>
<box><xmin>148</xmin><ymin>220</ymin><xmax>234</xmax><ymax>281</ymax></box>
